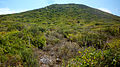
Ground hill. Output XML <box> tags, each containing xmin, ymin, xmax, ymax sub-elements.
<box><xmin>0</xmin><ymin>4</ymin><xmax>120</xmax><ymax>67</ymax></box>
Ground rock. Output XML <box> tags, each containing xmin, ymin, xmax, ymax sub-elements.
<box><xmin>50</xmin><ymin>52</ymin><xmax>54</xmax><ymax>56</ymax></box>
<box><xmin>40</xmin><ymin>57</ymin><xmax>51</xmax><ymax>64</ymax></box>
<box><xmin>56</xmin><ymin>58</ymin><xmax>61</xmax><ymax>64</ymax></box>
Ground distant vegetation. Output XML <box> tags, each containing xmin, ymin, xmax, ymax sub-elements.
<box><xmin>0</xmin><ymin>4</ymin><xmax>120</xmax><ymax>67</ymax></box>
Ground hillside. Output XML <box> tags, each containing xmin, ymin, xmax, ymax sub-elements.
<box><xmin>0</xmin><ymin>4</ymin><xmax>120</xmax><ymax>67</ymax></box>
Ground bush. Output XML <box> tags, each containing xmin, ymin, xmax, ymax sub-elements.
<box><xmin>65</xmin><ymin>46</ymin><xmax>120</xmax><ymax>67</ymax></box>
<box><xmin>104</xmin><ymin>26</ymin><xmax>120</xmax><ymax>36</ymax></box>
<box><xmin>0</xmin><ymin>31</ymin><xmax>39</xmax><ymax>67</ymax></box>
<box><xmin>31</xmin><ymin>35</ymin><xmax>46</xmax><ymax>49</ymax></box>
<box><xmin>65</xmin><ymin>47</ymin><xmax>102</xmax><ymax>67</ymax></box>
<box><xmin>20</xmin><ymin>48</ymin><xmax>38</xmax><ymax>67</ymax></box>
<box><xmin>66</xmin><ymin>32</ymin><xmax>107</xmax><ymax>49</ymax></box>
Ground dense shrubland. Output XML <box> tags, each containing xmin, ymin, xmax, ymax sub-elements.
<box><xmin>0</xmin><ymin>24</ymin><xmax>46</xmax><ymax>67</ymax></box>
<box><xmin>0</xmin><ymin>4</ymin><xmax>120</xmax><ymax>67</ymax></box>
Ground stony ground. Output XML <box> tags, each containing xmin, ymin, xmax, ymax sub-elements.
<box><xmin>33</xmin><ymin>38</ymin><xmax>80</xmax><ymax>67</ymax></box>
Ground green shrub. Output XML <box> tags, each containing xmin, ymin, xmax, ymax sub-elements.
<box><xmin>20</xmin><ymin>48</ymin><xmax>38</xmax><ymax>67</ymax></box>
<box><xmin>31</xmin><ymin>35</ymin><xmax>46</xmax><ymax>49</ymax></box>
<box><xmin>0</xmin><ymin>31</ymin><xmax>39</xmax><ymax>66</ymax></box>
<box><xmin>104</xmin><ymin>26</ymin><xmax>120</xmax><ymax>36</ymax></box>
<box><xmin>65</xmin><ymin>47</ymin><xmax>102</xmax><ymax>67</ymax></box>
<box><xmin>66</xmin><ymin>32</ymin><xmax>107</xmax><ymax>49</ymax></box>
<box><xmin>65</xmin><ymin>47</ymin><xmax>120</xmax><ymax>67</ymax></box>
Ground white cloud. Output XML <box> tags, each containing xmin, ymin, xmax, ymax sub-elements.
<box><xmin>98</xmin><ymin>8</ymin><xmax>111</xmax><ymax>13</ymax></box>
<box><xmin>0</xmin><ymin>8</ymin><xmax>27</xmax><ymax>15</ymax></box>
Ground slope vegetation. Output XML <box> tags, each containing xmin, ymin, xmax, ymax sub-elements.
<box><xmin>0</xmin><ymin>4</ymin><xmax>120</xmax><ymax>67</ymax></box>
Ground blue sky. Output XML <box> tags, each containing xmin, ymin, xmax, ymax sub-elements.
<box><xmin>0</xmin><ymin>0</ymin><xmax>120</xmax><ymax>16</ymax></box>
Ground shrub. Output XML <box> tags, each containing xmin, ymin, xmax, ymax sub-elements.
<box><xmin>20</xmin><ymin>48</ymin><xmax>38</xmax><ymax>67</ymax></box>
<box><xmin>65</xmin><ymin>47</ymin><xmax>120</xmax><ymax>67</ymax></box>
<box><xmin>104</xmin><ymin>26</ymin><xmax>120</xmax><ymax>36</ymax></box>
<box><xmin>66</xmin><ymin>32</ymin><xmax>107</xmax><ymax>49</ymax></box>
<box><xmin>31</xmin><ymin>34</ymin><xmax>46</xmax><ymax>49</ymax></box>
<box><xmin>65</xmin><ymin>47</ymin><xmax>102</xmax><ymax>67</ymax></box>
<box><xmin>0</xmin><ymin>31</ymin><xmax>39</xmax><ymax>67</ymax></box>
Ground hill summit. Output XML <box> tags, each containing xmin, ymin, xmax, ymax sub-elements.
<box><xmin>0</xmin><ymin>4</ymin><xmax>120</xmax><ymax>23</ymax></box>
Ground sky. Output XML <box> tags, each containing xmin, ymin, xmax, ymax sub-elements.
<box><xmin>0</xmin><ymin>0</ymin><xmax>120</xmax><ymax>16</ymax></box>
